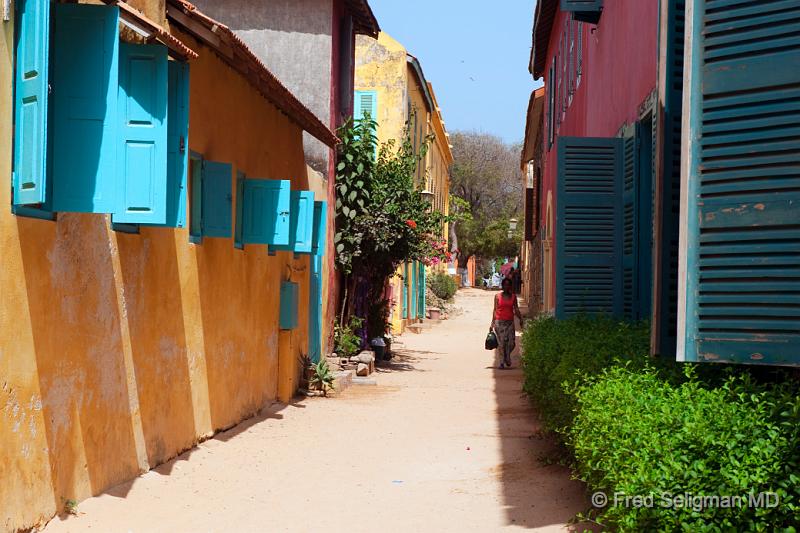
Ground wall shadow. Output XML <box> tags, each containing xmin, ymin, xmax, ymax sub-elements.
<box><xmin>18</xmin><ymin>214</ymin><xmax>142</xmax><ymax>508</ymax></box>
<box><xmin>492</xmin><ymin>324</ymin><xmax>589</xmax><ymax>529</ymax></box>
<box><xmin>116</xmin><ymin>228</ymin><xmax>196</xmax><ymax>470</ymax></box>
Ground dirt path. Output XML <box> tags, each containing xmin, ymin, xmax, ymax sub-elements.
<box><xmin>44</xmin><ymin>288</ymin><xmax>587</xmax><ymax>532</ymax></box>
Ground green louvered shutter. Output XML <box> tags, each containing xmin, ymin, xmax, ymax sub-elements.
<box><xmin>114</xmin><ymin>43</ymin><xmax>168</xmax><ymax>224</ymax></box>
<box><xmin>679</xmin><ymin>0</ymin><xmax>800</xmax><ymax>365</ymax></box>
<box><xmin>52</xmin><ymin>4</ymin><xmax>119</xmax><ymax>213</ymax></box>
<box><xmin>555</xmin><ymin>137</ymin><xmax>623</xmax><ymax>318</ymax></box>
<box><xmin>654</xmin><ymin>0</ymin><xmax>685</xmax><ymax>356</ymax></box>
<box><xmin>13</xmin><ymin>0</ymin><xmax>50</xmax><ymax>206</ymax></box>
<box><xmin>418</xmin><ymin>263</ymin><xmax>426</xmax><ymax>319</ymax></box>
<box><xmin>621</xmin><ymin>133</ymin><xmax>638</xmax><ymax>319</ymax></box>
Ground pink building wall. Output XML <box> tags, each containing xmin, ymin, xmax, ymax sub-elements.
<box><xmin>538</xmin><ymin>0</ymin><xmax>659</xmax><ymax>308</ymax></box>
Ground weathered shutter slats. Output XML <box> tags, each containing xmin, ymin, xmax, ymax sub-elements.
<box><xmin>622</xmin><ymin>133</ymin><xmax>637</xmax><ymax>319</ymax></box>
<box><xmin>272</xmin><ymin>191</ymin><xmax>314</xmax><ymax>253</ymax></box>
<box><xmin>679</xmin><ymin>0</ymin><xmax>800</xmax><ymax>365</ymax></box>
<box><xmin>13</xmin><ymin>0</ymin><xmax>50</xmax><ymax>206</ymax></box>
<box><xmin>114</xmin><ymin>43</ymin><xmax>168</xmax><ymax>224</ymax></box>
<box><xmin>241</xmin><ymin>179</ymin><xmax>290</xmax><ymax>245</ymax></box>
<box><xmin>555</xmin><ymin>137</ymin><xmax>623</xmax><ymax>318</ymax></box>
<box><xmin>52</xmin><ymin>4</ymin><xmax>120</xmax><ymax>213</ymax></box>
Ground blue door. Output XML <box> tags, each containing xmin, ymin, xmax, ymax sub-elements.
<box><xmin>308</xmin><ymin>201</ymin><xmax>327</xmax><ymax>362</ymax></box>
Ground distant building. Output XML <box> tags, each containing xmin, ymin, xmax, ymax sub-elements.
<box><xmin>520</xmin><ymin>87</ymin><xmax>545</xmax><ymax>315</ymax></box>
<box><xmin>355</xmin><ymin>32</ymin><xmax>452</xmax><ymax>333</ymax></box>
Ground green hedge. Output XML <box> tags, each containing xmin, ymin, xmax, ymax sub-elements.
<box><xmin>520</xmin><ymin>314</ymin><xmax>651</xmax><ymax>436</ymax></box>
<box><xmin>428</xmin><ymin>272</ymin><xmax>457</xmax><ymax>301</ymax></box>
<box><xmin>570</xmin><ymin>366</ymin><xmax>800</xmax><ymax>531</ymax></box>
<box><xmin>520</xmin><ymin>314</ymin><xmax>800</xmax><ymax>531</ymax></box>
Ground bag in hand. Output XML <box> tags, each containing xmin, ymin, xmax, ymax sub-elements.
<box><xmin>485</xmin><ymin>329</ymin><xmax>498</xmax><ymax>350</ymax></box>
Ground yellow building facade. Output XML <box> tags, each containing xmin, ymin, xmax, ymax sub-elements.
<box><xmin>1</xmin><ymin>1</ymin><xmax>335</xmax><ymax>529</ymax></box>
<box><xmin>354</xmin><ymin>32</ymin><xmax>451</xmax><ymax>334</ymax></box>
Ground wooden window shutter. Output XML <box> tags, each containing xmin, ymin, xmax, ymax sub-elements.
<box><xmin>200</xmin><ymin>160</ymin><xmax>232</xmax><ymax>238</ymax></box>
<box><xmin>311</xmin><ymin>200</ymin><xmax>328</xmax><ymax>256</ymax></box>
<box><xmin>52</xmin><ymin>4</ymin><xmax>120</xmax><ymax>213</ymax></box>
<box><xmin>240</xmin><ymin>179</ymin><xmax>290</xmax><ymax>245</ymax></box>
<box><xmin>162</xmin><ymin>60</ymin><xmax>190</xmax><ymax>228</ymax></box>
<box><xmin>524</xmin><ymin>188</ymin><xmax>535</xmax><ymax>241</ymax></box>
<box><xmin>114</xmin><ymin>42</ymin><xmax>169</xmax><ymax>224</ymax></box>
<box><xmin>654</xmin><ymin>0</ymin><xmax>685</xmax><ymax>356</ymax></box>
<box><xmin>678</xmin><ymin>0</ymin><xmax>800</xmax><ymax>365</ymax></box>
<box><xmin>13</xmin><ymin>0</ymin><xmax>50</xmax><ymax>206</ymax></box>
<box><xmin>621</xmin><ymin>132</ymin><xmax>639</xmax><ymax>320</ymax></box>
<box><xmin>354</xmin><ymin>90</ymin><xmax>376</xmax><ymax>120</ymax></box>
<box><xmin>272</xmin><ymin>191</ymin><xmax>315</xmax><ymax>253</ymax></box>
<box><xmin>418</xmin><ymin>263</ymin><xmax>426</xmax><ymax>319</ymax></box>
<box><xmin>555</xmin><ymin>136</ymin><xmax>623</xmax><ymax>318</ymax></box>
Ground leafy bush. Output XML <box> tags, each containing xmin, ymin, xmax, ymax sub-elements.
<box><xmin>520</xmin><ymin>314</ymin><xmax>650</xmax><ymax>436</ymax></box>
<box><xmin>428</xmin><ymin>272</ymin><xmax>457</xmax><ymax>302</ymax></box>
<box><xmin>569</xmin><ymin>366</ymin><xmax>800</xmax><ymax>531</ymax></box>
<box><xmin>334</xmin><ymin>316</ymin><xmax>363</xmax><ymax>358</ymax></box>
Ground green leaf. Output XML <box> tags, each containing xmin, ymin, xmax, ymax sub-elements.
<box><xmin>336</xmin><ymin>243</ymin><xmax>344</xmax><ymax>253</ymax></box>
<box><xmin>337</xmin><ymin>162</ymin><xmax>346</xmax><ymax>171</ymax></box>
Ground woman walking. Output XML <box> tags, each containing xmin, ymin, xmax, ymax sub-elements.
<box><xmin>491</xmin><ymin>278</ymin><xmax>524</xmax><ymax>369</ymax></box>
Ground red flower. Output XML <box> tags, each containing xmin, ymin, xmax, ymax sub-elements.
<box><xmin>405</xmin><ymin>219</ymin><xmax>417</xmax><ymax>229</ymax></box>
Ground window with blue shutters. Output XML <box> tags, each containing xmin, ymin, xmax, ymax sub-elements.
<box><xmin>51</xmin><ymin>4</ymin><xmax>120</xmax><ymax>214</ymax></box>
<box><xmin>12</xmin><ymin>0</ymin><xmax>49</xmax><ymax>207</ymax></box>
<box><xmin>555</xmin><ymin>137</ymin><xmax>623</xmax><ymax>318</ymax></box>
<box><xmin>235</xmin><ymin>178</ymin><xmax>291</xmax><ymax>246</ymax></box>
<box><xmin>11</xmin><ymin>1</ymin><xmax>188</xmax><ymax>225</ymax></box>
<box><xmin>114</xmin><ymin>42</ymin><xmax>168</xmax><ymax>224</ymax></box>
<box><xmin>678</xmin><ymin>0</ymin><xmax>800</xmax><ymax>366</ymax></box>
<box><xmin>311</xmin><ymin>200</ymin><xmax>328</xmax><ymax>256</ymax></box>
<box><xmin>272</xmin><ymin>191</ymin><xmax>315</xmax><ymax>254</ymax></box>
<box><xmin>200</xmin><ymin>160</ymin><xmax>233</xmax><ymax>238</ymax></box>
<box><xmin>560</xmin><ymin>0</ymin><xmax>603</xmax><ymax>24</ymax></box>
<box><xmin>354</xmin><ymin>90</ymin><xmax>377</xmax><ymax>121</ymax></box>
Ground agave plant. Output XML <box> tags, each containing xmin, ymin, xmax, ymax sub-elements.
<box><xmin>309</xmin><ymin>358</ymin><xmax>336</xmax><ymax>396</ymax></box>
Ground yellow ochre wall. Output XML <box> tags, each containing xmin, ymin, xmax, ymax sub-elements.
<box><xmin>0</xmin><ymin>18</ymin><xmax>311</xmax><ymax>531</ymax></box>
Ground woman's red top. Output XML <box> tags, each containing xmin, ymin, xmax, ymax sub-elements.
<box><xmin>494</xmin><ymin>293</ymin><xmax>516</xmax><ymax>321</ymax></box>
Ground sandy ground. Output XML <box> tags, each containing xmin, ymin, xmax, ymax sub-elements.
<box><xmin>43</xmin><ymin>288</ymin><xmax>587</xmax><ymax>533</ymax></box>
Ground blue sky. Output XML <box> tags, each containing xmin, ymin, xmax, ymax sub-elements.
<box><xmin>368</xmin><ymin>0</ymin><xmax>540</xmax><ymax>144</ymax></box>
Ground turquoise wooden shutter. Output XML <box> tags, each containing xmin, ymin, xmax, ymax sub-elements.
<box><xmin>679</xmin><ymin>0</ymin><xmax>800</xmax><ymax>365</ymax></box>
<box><xmin>410</xmin><ymin>261</ymin><xmax>417</xmax><ymax>318</ymax></box>
<box><xmin>555</xmin><ymin>137</ymin><xmax>623</xmax><ymax>318</ymax></box>
<box><xmin>272</xmin><ymin>191</ymin><xmax>314</xmax><ymax>253</ymax></box>
<box><xmin>279</xmin><ymin>281</ymin><xmax>299</xmax><ymax>330</ymax></box>
<box><xmin>242</xmin><ymin>179</ymin><xmax>290</xmax><ymax>245</ymax></box>
<box><xmin>164</xmin><ymin>60</ymin><xmax>190</xmax><ymax>227</ymax></box>
<box><xmin>312</xmin><ymin>200</ymin><xmax>328</xmax><ymax>256</ymax></box>
<box><xmin>418</xmin><ymin>263</ymin><xmax>426</xmax><ymax>319</ymax></box>
<box><xmin>13</xmin><ymin>0</ymin><xmax>50</xmax><ymax>206</ymax></box>
<box><xmin>354</xmin><ymin>90</ymin><xmax>376</xmax><ymax>120</ymax></box>
<box><xmin>621</xmin><ymin>132</ymin><xmax>638</xmax><ymax>320</ymax></box>
<box><xmin>654</xmin><ymin>0</ymin><xmax>685</xmax><ymax>356</ymax></box>
<box><xmin>114</xmin><ymin>43</ymin><xmax>168</xmax><ymax>224</ymax></box>
<box><xmin>309</xmin><ymin>254</ymin><xmax>324</xmax><ymax>362</ymax></box>
<box><xmin>201</xmin><ymin>160</ymin><xmax>232</xmax><ymax>238</ymax></box>
<box><xmin>402</xmin><ymin>263</ymin><xmax>408</xmax><ymax>319</ymax></box>
<box><xmin>52</xmin><ymin>4</ymin><xmax>119</xmax><ymax>213</ymax></box>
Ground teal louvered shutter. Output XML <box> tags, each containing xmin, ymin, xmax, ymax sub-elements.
<box><xmin>410</xmin><ymin>261</ymin><xmax>417</xmax><ymax>318</ymax></box>
<box><xmin>312</xmin><ymin>200</ymin><xmax>328</xmax><ymax>256</ymax></box>
<box><xmin>13</xmin><ymin>0</ymin><xmax>50</xmax><ymax>206</ymax></box>
<box><xmin>418</xmin><ymin>263</ymin><xmax>426</xmax><ymax>318</ymax></box>
<box><xmin>621</xmin><ymin>132</ymin><xmax>638</xmax><ymax>320</ymax></box>
<box><xmin>279</xmin><ymin>281</ymin><xmax>299</xmax><ymax>330</ymax></box>
<box><xmin>114</xmin><ymin>43</ymin><xmax>168</xmax><ymax>224</ymax></box>
<box><xmin>241</xmin><ymin>179</ymin><xmax>290</xmax><ymax>245</ymax></box>
<box><xmin>560</xmin><ymin>0</ymin><xmax>603</xmax><ymax>24</ymax></box>
<box><xmin>201</xmin><ymin>160</ymin><xmax>232</xmax><ymax>238</ymax></box>
<box><xmin>52</xmin><ymin>4</ymin><xmax>119</xmax><ymax>213</ymax></box>
<box><xmin>555</xmin><ymin>137</ymin><xmax>623</xmax><ymax>318</ymax></box>
<box><xmin>272</xmin><ymin>191</ymin><xmax>314</xmax><ymax>253</ymax></box>
<box><xmin>309</xmin><ymin>254</ymin><xmax>324</xmax><ymax>362</ymax></box>
<box><xmin>679</xmin><ymin>0</ymin><xmax>800</xmax><ymax>365</ymax></box>
<box><xmin>354</xmin><ymin>90</ymin><xmax>377</xmax><ymax>120</ymax></box>
<box><xmin>402</xmin><ymin>263</ymin><xmax>409</xmax><ymax>319</ymax></box>
<box><xmin>163</xmin><ymin>60</ymin><xmax>190</xmax><ymax>227</ymax></box>
<box><xmin>654</xmin><ymin>0</ymin><xmax>685</xmax><ymax>356</ymax></box>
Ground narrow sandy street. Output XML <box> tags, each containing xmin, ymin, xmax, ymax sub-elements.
<box><xmin>44</xmin><ymin>289</ymin><xmax>586</xmax><ymax>532</ymax></box>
